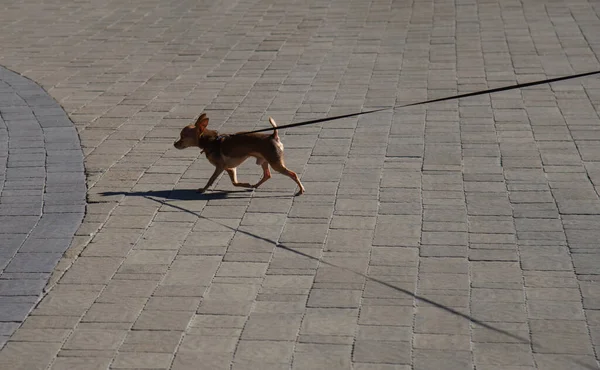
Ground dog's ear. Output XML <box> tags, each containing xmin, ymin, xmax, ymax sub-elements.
<box><xmin>195</xmin><ymin>114</ymin><xmax>209</xmax><ymax>132</ymax></box>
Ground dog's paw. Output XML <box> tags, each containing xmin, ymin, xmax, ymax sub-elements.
<box><xmin>295</xmin><ymin>189</ymin><xmax>305</xmax><ymax>196</ymax></box>
<box><xmin>197</xmin><ymin>188</ymin><xmax>207</xmax><ymax>193</ymax></box>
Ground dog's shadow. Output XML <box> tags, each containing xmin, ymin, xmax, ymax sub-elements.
<box><xmin>100</xmin><ymin>188</ymin><xmax>291</xmax><ymax>201</ymax></box>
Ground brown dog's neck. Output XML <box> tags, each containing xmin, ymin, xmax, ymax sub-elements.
<box><xmin>197</xmin><ymin>129</ymin><xmax>222</xmax><ymax>154</ymax></box>
<box><xmin>197</xmin><ymin>129</ymin><xmax>217</xmax><ymax>146</ymax></box>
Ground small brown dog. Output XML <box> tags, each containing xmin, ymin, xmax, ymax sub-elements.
<box><xmin>174</xmin><ymin>113</ymin><xmax>305</xmax><ymax>196</ymax></box>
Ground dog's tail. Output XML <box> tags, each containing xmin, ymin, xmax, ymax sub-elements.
<box><xmin>268</xmin><ymin>117</ymin><xmax>279</xmax><ymax>139</ymax></box>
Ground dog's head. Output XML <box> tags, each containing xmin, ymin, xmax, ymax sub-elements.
<box><xmin>174</xmin><ymin>113</ymin><xmax>209</xmax><ymax>149</ymax></box>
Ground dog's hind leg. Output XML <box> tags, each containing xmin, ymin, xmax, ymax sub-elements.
<box><xmin>270</xmin><ymin>161</ymin><xmax>304</xmax><ymax>196</ymax></box>
<box><xmin>252</xmin><ymin>161</ymin><xmax>272</xmax><ymax>189</ymax></box>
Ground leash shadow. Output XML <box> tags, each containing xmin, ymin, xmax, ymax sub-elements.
<box><xmin>99</xmin><ymin>191</ymin><xmax>600</xmax><ymax>369</ymax></box>
<box><xmin>136</xmin><ymin>194</ymin><xmax>531</xmax><ymax>345</ymax></box>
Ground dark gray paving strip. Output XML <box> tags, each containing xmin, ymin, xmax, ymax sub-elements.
<box><xmin>0</xmin><ymin>66</ymin><xmax>85</xmax><ymax>348</ymax></box>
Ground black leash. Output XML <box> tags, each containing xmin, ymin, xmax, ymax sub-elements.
<box><xmin>241</xmin><ymin>70</ymin><xmax>600</xmax><ymax>135</ymax></box>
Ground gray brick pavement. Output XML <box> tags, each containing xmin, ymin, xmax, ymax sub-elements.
<box><xmin>0</xmin><ymin>66</ymin><xmax>85</xmax><ymax>349</ymax></box>
<box><xmin>1</xmin><ymin>0</ymin><xmax>600</xmax><ymax>369</ymax></box>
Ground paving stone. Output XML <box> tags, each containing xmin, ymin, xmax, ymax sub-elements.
<box><xmin>357</xmin><ymin>325</ymin><xmax>412</xmax><ymax>342</ymax></box>
<box><xmin>190</xmin><ymin>314</ymin><xmax>246</xmax><ymax>330</ymax></box>
<box><xmin>422</xmin><ymin>231</ymin><xmax>468</xmax><ymax>246</ymax></box>
<box><xmin>530</xmin><ymin>319</ymin><xmax>589</xmax><ymax>334</ymax></box>
<box><xmin>354</xmin><ymin>362</ymin><xmax>410</xmax><ymax>370</ymax></box>
<box><xmin>414</xmin><ymin>306</ymin><xmax>470</xmax><ymax>335</ymax></box>
<box><xmin>179</xmin><ymin>334</ymin><xmax>237</xmax><ymax>353</ymax></box>
<box><xmin>63</xmin><ymin>329</ymin><xmax>126</xmax><ymax>350</ymax></box>
<box><xmin>216</xmin><ymin>262</ymin><xmax>267</xmax><ymax>277</ymax></box>
<box><xmin>5</xmin><ymin>253</ymin><xmax>62</xmax><ymax>273</ymax></box>
<box><xmin>232</xmin><ymin>360</ymin><xmax>293</xmax><ymax>370</ymax></box>
<box><xmin>370</xmin><ymin>247</ymin><xmax>418</xmax><ymax>266</ymax></box>
<box><xmin>471</xmin><ymin>288</ymin><xmax>524</xmax><ymax>303</ymax></box>
<box><xmin>133</xmin><ymin>310</ymin><xmax>194</xmax><ymax>331</ymax></box>
<box><xmin>418</xmin><ymin>273</ymin><xmax>469</xmax><ymax>290</ymax></box>
<box><xmin>292</xmin><ymin>343</ymin><xmax>352</xmax><ymax>370</ymax></box>
<box><xmin>0</xmin><ymin>279</ymin><xmax>46</xmax><ymax>296</ymax></box>
<box><xmin>359</xmin><ymin>306</ymin><xmax>413</xmax><ymax>327</ymax></box>
<box><xmin>171</xmin><ymin>352</ymin><xmax>232</xmax><ymax>370</ymax></box>
<box><xmin>146</xmin><ymin>297</ymin><xmax>201</xmax><ymax>311</ymax></box>
<box><xmin>330</xmin><ymin>215</ymin><xmax>376</xmax><ymax>229</ymax></box>
<box><xmin>413</xmin><ymin>349</ymin><xmax>472</xmax><ymax>370</ymax></box>
<box><xmin>471</xmin><ymin>301</ymin><xmax>527</xmax><ymax>322</ymax></box>
<box><xmin>420</xmin><ymin>245</ymin><xmax>468</xmax><ymax>258</ymax></box>
<box><xmin>373</xmin><ymin>223</ymin><xmax>420</xmax><ymax>246</ymax></box>
<box><xmin>82</xmin><ymin>299</ymin><xmax>146</xmax><ymax>323</ymax></box>
<box><xmin>197</xmin><ymin>300</ymin><xmax>253</xmax><ymax>316</ymax></box>
<box><xmin>111</xmin><ymin>352</ymin><xmax>173</xmax><ymax>369</ymax></box>
<box><xmin>473</xmin><ymin>343</ymin><xmax>534</xmax><ymax>367</ymax></box>
<box><xmin>262</xmin><ymin>275</ymin><xmax>314</xmax><ymax>292</ymax></box>
<box><xmin>28</xmin><ymin>214</ymin><xmax>83</xmax><ymax>238</ymax></box>
<box><xmin>533</xmin><ymin>354</ymin><xmax>598</xmax><ymax>370</ymax></box>
<box><xmin>98</xmin><ymin>280</ymin><xmax>158</xmax><ymax>301</ymax></box>
<box><xmin>235</xmin><ymin>340</ymin><xmax>294</xmax><ymax>363</ymax></box>
<box><xmin>362</xmin><ymin>278</ymin><xmax>414</xmax><ymax>300</ymax></box>
<box><xmin>471</xmin><ymin>262</ymin><xmax>523</xmax><ymax>288</ymax></box>
<box><xmin>20</xmin><ymin>315</ymin><xmax>80</xmax><ymax>330</ymax></box>
<box><xmin>353</xmin><ymin>340</ymin><xmax>411</xmax><ymax>364</ymax></box>
<box><xmin>242</xmin><ymin>313</ymin><xmax>302</xmax><ymax>340</ymax></box>
<box><xmin>10</xmin><ymin>328</ymin><xmax>70</xmax><ymax>343</ymax></box>
<box><xmin>204</xmin><ymin>283</ymin><xmax>260</xmax><ymax>301</ymax></box>
<box><xmin>301</xmin><ymin>309</ymin><xmax>358</xmax><ymax>337</ymax></box>
<box><xmin>307</xmin><ymin>289</ymin><xmax>362</xmax><ymax>308</ymax></box>
<box><xmin>0</xmin><ymin>323</ymin><xmax>19</xmax><ymax>338</ymax></box>
<box><xmin>280</xmin><ymin>223</ymin><xmax>329</xmax><ymax>244</ymax></box>
<box><xmin>520</xmin><ymin>253</ymin><xmax>574</xmax><ymax>271</ymax></box>
<box><xmin>60</xmin><ymin>257</ymin><xmax>122</xmax><ymax>285</ymax></box>
<box><xmin>527</xmin><ymin>300</ymin><xmax>585</xmax><ymax>320</ymax></box>
<box><xmin>325</xmin><ymin>229</ymin><xmax>374</xmax><ymax>252</ymax></box>
<box><xmin>0</xmin><ymin>341</ymin><xmax>61</xmax><ymax>370</ymax></box>
<box><xmin>532</xmin><ymin>331</ymin><xmax>594</xmax><ymax>355</ymax></box>
<box><xmin>0</xmin><ymin>303</ymin><xmax>34</xmax><ymax>322</ymax></box>
<box><xmin>0</xmin><ymin>216</ymin><xmax>39</xmax><ymax>233</ymax></box>
<box><xmin>523</xmin><ymin>271</ymin><xmax>579</xmax><ymax>288</ymax></box>
<box><xmin>572</xmin><ymin>254</ymin><xmax>600</xmax><ymax>275</ymax></box>
<box><xmin>526</xmin><ymin>287</ymin><xmax>582</xmax><ymax>301</ymax></box>
<box><xmin>469</xmin><ymin>249</ymin><xmax>518</xmax><ymax>261</ymax></box>
<box><xmin>120</xmin><ymin>331</ymin><xmax>182</xmax><ymax>353</ymax></box>
<box><xmin>18</xmin><ymin>238</ymin><xmax>72</xmax><ymax>253</ymax></box>
<box><xmin>472</xmin><ymin>322</ymin><xmax>530</xmax><ymax>344</ymax></box>
<box><xmin>161</xmin><ymin>256</ymin><xmax>221</xmax><ymax>286</ymax></box>
<box><xmin>414</xmin><ymin>333</ymin><xmax>471</xmax><ymax>351</ymax></box>
<box><xmin>34</xmin><ymin>287</ymin><xmax>99</xmax><ymax>316</ymax></box>
<box><xmin>49</xmin><ymin>357</ymin><xmax>111</xmax><ymax>370</ymax></box>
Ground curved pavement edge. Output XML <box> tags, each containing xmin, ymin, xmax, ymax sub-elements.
<box><xmin>0</xmin><ymin>66</ymin><xmax>86</xmax><ymax>348</ymax></box>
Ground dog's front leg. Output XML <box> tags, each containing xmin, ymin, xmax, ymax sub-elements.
<box><xmin>198</xmin><ymin>167</ymin><xmax>224</xmax><ymax>193</ymax></box>
<box><xmin>226</xmin><ymin>168</ymin><xmax>252</xmax><ymax>188</ymax></box>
